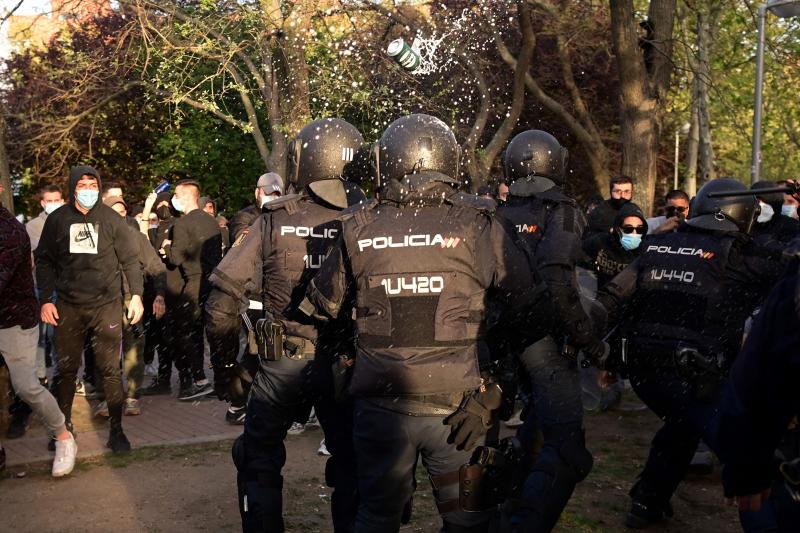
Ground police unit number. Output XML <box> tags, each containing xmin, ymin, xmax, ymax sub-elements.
<box><xmin>650</xmin><ymin>269</ymin><xmax>695</xmax><ymax>283</ymax></box>
<box><xmin>381</xmin><ymin>276</ymin><xmax>445</xmax><ymax>295</ymax></box>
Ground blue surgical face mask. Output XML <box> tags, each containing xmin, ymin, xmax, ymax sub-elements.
<box><xmin>44</xmin><ymin>202</ymin><xmax>62</xmax><ymax>215</ymax></box>
<box><xmin>620</xmin><ymin>233</ymin><xmax>642</xmax><ymax>251</ymax></box>
<box><xmin>782</xmin><ymin>204</ymin><xmax>798</xmax><ymax>219</ymax></box>
<box><xmin>171</xmin><ymin>196</ymin><xmax>184</xmax><ymax>213</ymax></box>
<box><xmin>76</xmin><ymin>190</ymin><xmax>99</xmax><ymax>210</ymax></box>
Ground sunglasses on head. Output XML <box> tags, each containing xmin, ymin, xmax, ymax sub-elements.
<box><xmin>620</xmin><ymin>225</ymin><xmax>646</xmax><ymax>234</ymax></box>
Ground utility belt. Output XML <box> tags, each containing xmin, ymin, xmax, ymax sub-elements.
<box><xmin>241</xmin><ymin>313</ymin><xmax>315</xmax><ymax>361</ymax></box>
<box><xmin>626</xmin><ymin>339</ymin><xmax>726</xmax><ymax>401</ymax></box>
<box><xmin>430</xmin><ymin>437</ymin><xmax>523</xmax><ymax>514</ymax></box>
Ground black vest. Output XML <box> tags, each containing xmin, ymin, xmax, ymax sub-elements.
<box><xmin>343</xmin><ymin>193</ymin><xmax>495</xmax><ymax>397</ymax></box>
<box><xmin>625</xmin><ymin>230</ymin><xmax>747</xmax><ymax>356</ymax></box>
<box><xmin>262</xmin><ymin>194</ymin><xmax>343</xmax><ymax>343</ymax></box>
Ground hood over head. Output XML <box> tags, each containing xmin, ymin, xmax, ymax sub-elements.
<box><xmin>612</xmin><ymin>202</ymin><xmax>648</xmax><ymax>233</ymax></box>
<box><xmin>68</xmin><ymin>165</ymin><xmax>102</xmax><ymax>205</ymax></box>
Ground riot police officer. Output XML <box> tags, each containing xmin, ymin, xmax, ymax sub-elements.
<box><xmin>204</xmin><ymin>117</ymin><xmax>366</xmax><ymax>532</ymax></box>
<box><xmin>496</xmin><ymin>130</ymin><xmax>606</xmax><ymax>532</ymax></box>
<box><xmin>300</xmin><ymin>114</ymin><xmax>546</xmax><ymax>533</ymax></box>
<box><xmin>596</xmin><ymin>177</ymin><xmax>782</xmax><ymax>529</ymax></box>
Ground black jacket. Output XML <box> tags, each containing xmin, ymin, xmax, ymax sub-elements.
<box><xmin>582</xmin><ymin>203</ymin><xmax>648</xmax><ymax>288</ymax></box>
<box><xmin>228</xmin><ymin>204</ymin><xmax>261</xmax><ymax>245</ymax></box>
<box><xmin>164</xmin><ymin>208</ymin><xmax>222</xmax><ymax>293</ymax></box>
<box><xmin>585</xmin><ymin>199</ymin><xmax>624</xmax><ymax>239</ymax></box>
<box><xmin>714</xmin><ymin>253</ymin><xmax>800</xmax><ymax>498</ymax></box>
<box><xmin>35</xmin><ymin>166</ymin><xmax>143</xmax><ymax>306</ymax></box>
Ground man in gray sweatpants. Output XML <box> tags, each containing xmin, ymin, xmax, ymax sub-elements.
<box><xmin>0</xmin><ymin>186</ymin><xmax>77</xmax><ymax>477</ymax></box>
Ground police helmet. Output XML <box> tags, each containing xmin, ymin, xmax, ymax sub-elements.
<box><xmin>503</xmin><ymin>130</ymin><xmax>568</xmax><ymax>194</ymax></box>
<box><xmin>372</xmin><ymin>113</ymin><xmax>460</xmax><ymax>191</ymax></box>
<box><xmin>687</xmin><ymin>177</ymin><xmax>760</xmax><ymax>234</ymax></box>
<box><xmin>287</xmin><ymin>118</ymin><xmax>364</xmax><ymax>191</ymax></box>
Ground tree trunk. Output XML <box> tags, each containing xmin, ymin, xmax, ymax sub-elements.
<box><xmin>696</xmin><ymin>5</ymin><xmax>720</xmax><ymax>186</ymax></box>
<box><xmin>610</xmin><ymin>0</ymin><xmax>677</xmax><ymax>216</ymax></box>
<box><xmin>0</xmin><ymin>102</ymin><xmax>14</xmax><ymax>213</ymax></box>
<box><xmin>684</xmin><ymin>102</ymin><xmax>699</xmax><ymax>196</ymax></box>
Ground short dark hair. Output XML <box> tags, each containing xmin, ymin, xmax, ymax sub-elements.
<box><xmin>103</xmin><ymin>180</ymin><xmax>122</xmax><ymax>193</ymax></box>
<box><xmin>175</xmin><ymin>179</ymin><xmax>201</xmax><ymax>199</ymax></box>
<box><xmin>609</xmin><ymin>175</ymin><xmax>634</xmax><ymax>192</ymax></box>
<box><xmin>39</xmin><ymin>184</ymin><xmax>62</xmax><ymax>200</ymax></box>
<box><xmin>665</xmin><ymin>189</ymin><xmax>690</xmax><ymax>202</ymax></box>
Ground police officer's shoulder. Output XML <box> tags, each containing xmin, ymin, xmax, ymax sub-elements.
<box><xmin>337</xmin><ymin>198</ymin><xmax>378</xmax><ymax>221</ymax></box>
<box><xmin>262</xmin><ymin>193</ymin><xmax>304</xmax><ymax>213</ymax></box>
<box><xmin>446</xmin><ymin>191</ymin><xmax>497</xmax><ymax>214</ymax></box>
<box><xmin>536</xmin><ymin>187</ymin><xmax>576</xmax><ymax>207</ymax></box>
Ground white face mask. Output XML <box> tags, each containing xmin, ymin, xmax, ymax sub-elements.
<box><xmin>261</xmin><ymin>194</ymin><xmax>278</xmax><ymax>207</ymax></box>
<box><xmin>757</xmin><ymin>202</ymin><xmax>774</xmax><ymax>223</ymax></box>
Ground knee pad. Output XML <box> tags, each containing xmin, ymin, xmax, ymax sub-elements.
<box><xmin>558</xmin><ymin>438</ymin><xmax>593</xmax><ymax>483</ymax></box>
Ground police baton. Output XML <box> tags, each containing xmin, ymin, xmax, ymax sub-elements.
<box><xmin>706</xmin><ymin>182</ymin><xmax>798</xmax><ymax>198</ymax></box>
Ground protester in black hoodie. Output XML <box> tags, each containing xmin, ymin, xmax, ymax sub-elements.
<box><xmin>36</xmin><ymin>165</ymin><xmax>143</xmax><ymax>453</ymax></box>
<box><xmin>583</xmin><ymin>203</ymin><xmax>649</xmax><ymax>288</ymax></box>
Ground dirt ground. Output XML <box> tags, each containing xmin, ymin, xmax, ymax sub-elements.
<box><xmin>0</xmin><ymin>396</ymin><xmax>742</xmax><ymax>533</ymax></box>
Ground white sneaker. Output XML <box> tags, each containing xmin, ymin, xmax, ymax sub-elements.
<box><xmin>504</xmin><ymin>409</ymin><xmax>525</xmax><ymax>428</ymax></box>
<box><xmin>145</xmin><ymin>363</ymin><xmax>158</xmax><ymax>377</ymax></box>
<box><xmin>287</xmin><ymin>422</ymin><xmax>305</xmax><ymax>435</ymax></box>
<box><xmin>52</xmin><ymin>433</ymin><xmax>77</xmax><ymax>477</ymax></box>
<box><xmin>305</xmin><ymin>409</ymin><xmax>320</xmax><ymax>429</ymax></box>
<box><xmin>318</xmin><ymin>439</ymin><xmax>331</xmax><ymax>456</ymax></box>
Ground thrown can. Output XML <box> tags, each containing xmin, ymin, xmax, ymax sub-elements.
<box><xmin>153</xmin><ymin>180</ymin><xmax>170</xmax><ymax>194</ymax></box>
<box><xmin>387</xmin><ymin>38</ymin><xmax>421</xmax><ymax>72</ymax></box>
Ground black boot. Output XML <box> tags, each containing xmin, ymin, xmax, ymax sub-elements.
<box><xmin>625</xmin><ymin>480</ymin><xmax>673</xmax><ymax>529</ymax></box>
<box><xmin>107</xmin><ymin>420</ymin><xmax>131</xmax><ymax>454</ymax></box>
<box><xmin>107</xmin><ymin>410</ymin><xmax>131</xmax><ymax>454</ymax></box>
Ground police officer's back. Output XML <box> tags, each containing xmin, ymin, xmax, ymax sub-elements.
<box><xmin>303</xmin><ymin>114</ymin><xmax>543</xmax><ymax>533</ymax></box>
<box><xmin>205</xmin><ymin>117</ymin><xmax>366</xmax><ymax>533</ymax></box>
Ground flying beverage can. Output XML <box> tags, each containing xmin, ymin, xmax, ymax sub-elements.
<box><xmin>387</xmin><ymin>38</ymin><xmax>421</xmax><ymax>72</ymax></box>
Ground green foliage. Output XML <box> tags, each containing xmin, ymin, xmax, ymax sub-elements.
<box><xmin>142</xmin><ymin>109</ymin><xmax>264</xmax><ymax>214</ymax></box>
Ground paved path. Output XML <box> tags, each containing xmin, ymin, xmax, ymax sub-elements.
<box><xmin>3</xmin><ymin>373</ymin><xmax>242</xmax><ymax>467</ymax></box>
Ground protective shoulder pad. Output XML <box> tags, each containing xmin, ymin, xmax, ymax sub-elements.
<box><xmin>263</xmin><ymin>193</ymin><xmax>304</xmax><ymax>214</ymax></box>
<box><xmin>536</xmin><ymin>188</ymin><xmax>576</xmax><ymax>207</ymax></box>
<box><xmin>446</xmin><ymin>192</ymin><xmax>496</xmax><ymax>214</ymax></box>
<box><xmin>338</xmin><ymin>198</ymin><xmax>378</xmax><ymax>222</ymax></box>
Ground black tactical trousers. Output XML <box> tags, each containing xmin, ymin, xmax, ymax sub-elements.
<box><xmin>53</xmin><ymin>299</ymin><xmax>125</xmax><ymax>429</ymax></box>
<box><xmin>626</xmin><ymin>362</ymin><xmax>722</xmax><ymax>509</ymax></box>
<box><xmin>353</xmin><ymin>399</ymin><xmax>492</xmax><ymax>533</ymax></box>
<box><xmin>233</xmin><ymin>355</ymin><xmax>357</xmax><ymax>533</ymax></box>
<box><xmin>164</xmin><ymin>276</ymin><xmax>206</xmax><ymax>384</ymax></box>
<box><xmin>512</xmin><ymin>336</ymin><xmax>593</xmax><ymax>532</ymax></box>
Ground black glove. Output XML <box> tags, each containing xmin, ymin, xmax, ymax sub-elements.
<box><xmin>213</xmin><ymin>362</ymin><xmax>252</xmax><ymax>404</ymax></box>
<box><xmin>443</xmin><ymin>382</ymin><xmax>503</xmax><ymax>451</ymax></box>
<box><xmin>581</xmin><ymin>339</ymin><xmax>610</xmax><ymax>366</ymax></box>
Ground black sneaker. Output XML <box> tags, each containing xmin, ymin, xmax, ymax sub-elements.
<box><xmin>140</xmin><ymin>381</ymin><xmax>172</xmax><ymax>396</ymax></box>
<box><xmin>625</xmin><ymin>499</ymin><xmax>673</xmax><ymax>529</ymax></box>
<box><xmin>178</xmin><ymin>382</ymin><xmax>214</xmax><ymax>401</ymax></box>
<box><xmin>107</xmin><ymin>429</ymin><xmax>131</xmax><ymax>454</ymax></box>
<box><xmin>6</xmin><ymin>411</ymin><xmax>30</xmax><ymax>439</ymax></box>
<box><xmin>226</xmin><ymin>406</ymin><xmax>246</xmax><ymax>425</ymax></box>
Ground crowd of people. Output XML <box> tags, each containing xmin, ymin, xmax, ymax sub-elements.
<box><xmin>0</xmin><ymin>113</ymin><xmax>799</xmax><ymax>533</ymax></box>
